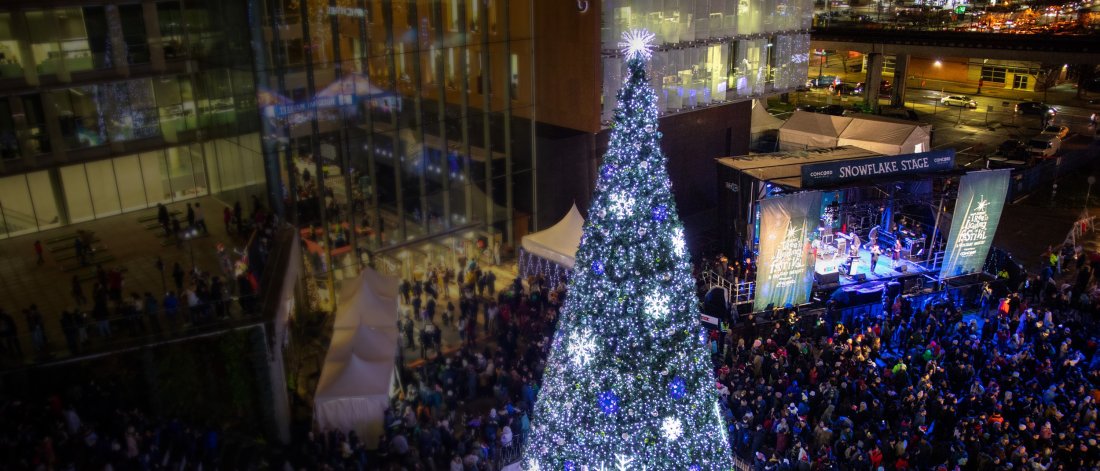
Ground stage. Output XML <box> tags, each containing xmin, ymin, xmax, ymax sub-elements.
<box><xmin>813</xmin><ymin>243</ymin><xmax>930</xmax><ymax>289</ymax></box>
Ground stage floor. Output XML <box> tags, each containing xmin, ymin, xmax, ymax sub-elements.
<box><xmin>815</xmin><ymin>248</ymin><xmax>929</xmax><ymax>287</ymax></box>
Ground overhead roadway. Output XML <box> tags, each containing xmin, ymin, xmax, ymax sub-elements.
<box><xmin>811</xmin><ymin>28</ymin><xmax>1100</xmax><ymax>64</ymax></box>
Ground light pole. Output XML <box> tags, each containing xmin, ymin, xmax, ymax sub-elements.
<box><xmin>182</xmin><ymin>228</ymin><xmax>199</xmax><ymax>271</ymax></box>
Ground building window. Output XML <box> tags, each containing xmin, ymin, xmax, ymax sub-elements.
<box><xmin>1013</xmin><ymin>74</ymin><xmax>1028</xmax><ymax>90</ymax></box>
<box><xmin>0</xmin><ymin>99</ymin><xmax>18</xmax><ymax>160</ymax></box>
<box><xmin>980</xmin><ymin>65</ymin><xmax>1007</xmax><ymax>84</ymax></box>
<box><xmin>0</xmin><ymin>13</ymin><xmax>27</xmax><ymax>78</ymax></box>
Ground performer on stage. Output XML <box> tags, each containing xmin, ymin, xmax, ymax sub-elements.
<box><xmin>848</xmin><ymin>232</ymin><xmax>861</xmax><ymax>259</ymax></box>
<box><xmin>868</xmin><ymin>225</ymin><xmax>880</xmax><ymax>248</ymax></box>
<box><xmin>870</xmin><ymin>244</ymin><xmax>882</xmax><ymax>274</ymax></box>
<box><xmin>892</xmin><ymin>238</ymin><xmax>902</xmax><ymax>268</ymax></box>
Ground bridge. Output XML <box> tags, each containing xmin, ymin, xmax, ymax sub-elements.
<box><xmin>811</xmin><ymin>27</ymin><xmax>1100</xmax><ymax>64</ymax></box>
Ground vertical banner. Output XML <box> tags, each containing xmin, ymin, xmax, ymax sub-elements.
<box><xmin>754</xmin><ymin>191</ymin><xmax>823</xmax><ymax>312</ymax></box>
<box><xmin>940</xmin><ymin>169</ymin><xmax>1011</xmax><ymax>279</ymax></box>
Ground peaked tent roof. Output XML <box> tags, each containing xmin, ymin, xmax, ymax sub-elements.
<box><xmin>781</xmin><ymin>110</ymin><xmax>853</xmax><ymax>138</ymax></box>
<box><xmin>521</xmin><ymin>203</ymin><xmax>585</xmax><ymax>269</ymax></box>
<box><xmin>750</xmin><ymin>99</ymin><xmax>784</xmax><ymax>134</ymax></box>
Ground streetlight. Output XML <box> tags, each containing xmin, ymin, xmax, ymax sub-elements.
<box><xmin>182</xmin><ymin>227</ymin><xmax>200</xmax><ymax>271</ymax></box>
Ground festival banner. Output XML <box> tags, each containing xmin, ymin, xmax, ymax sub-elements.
<box><xmin>754</xmin><ymin>191</ymin><xmax>823</xmax><ymax>312</ymax></box>
<box><xmin>801</xmin><ymin>149</ymin><xmax>955</xmax><ymax>188</ymax></box>
<box><xmin>939</xmin><ymin>169</ymin><xmax>1011</xmax><ymax>279</ymax></box>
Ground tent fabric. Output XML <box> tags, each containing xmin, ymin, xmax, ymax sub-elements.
<box><xmin>779</xmin><ymin>110</ymin><xmax>931</xmax><ymax>156</ymax></box>
<box><xmin>315</xmin><ymin>267</ymin><xmax>400</xmax><ymax>446</ymax></box>
<box><xmin>750</xmin><ymin>99</ymin><xmax>784</xmax><ymax>134</ymax></box>
<box><xmin>778</xmin><ymin>111</ymin><xmax>853</xmax><ymax>150</ymax></box>
<box><xmin>520</xmin><ymin>203</ymin><xmax>585</xmax><ymax>269</ymax></box>
<box><xmin>836</xmin><ymin>118</ymin><xmax>930</xmax><ymax>155</ymax></box>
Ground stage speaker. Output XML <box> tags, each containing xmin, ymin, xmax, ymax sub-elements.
<box><xmin>816</xmin><ymin>270</ymin><xmax>840</xmax><ymax>285</ymax></box>
<box><xmin>852</xmin><ymin>273</ymin><xmax>868</xmax><ymax>282</ymax></box>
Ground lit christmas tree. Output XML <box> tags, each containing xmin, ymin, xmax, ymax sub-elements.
<box><xmin>522</xmin><ymin>30</ymin><xmax>733</xmax><ymax>471</ymax></box>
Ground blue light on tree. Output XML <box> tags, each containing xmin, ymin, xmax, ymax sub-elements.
<box><xmin>652</xmin><ymin>205</ymin><xmax>668</xmax><ymax>222</ymax></box>
<box><xmin>669</xmin><ymin>376</ymin><xmax>687</xmax><ymax>400</ymax></box>
<box><xmin>598</xmin><ymin>390</ymin><xmax>620</xmax><ymax>415</ymax></box>
<box><xmin>591</xmin><ymin>260</ymin><xmax>605</xmax><ymax>276</ymax></box>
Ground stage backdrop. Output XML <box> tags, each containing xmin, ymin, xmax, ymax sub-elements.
<box><xmin>754</xmin><ymin>191</ymin><xmax>823</xmax><ymax>312</ymax></box>
<box><xmin>940</xmin><ymin>169</ymin><xmax>1011</xmax><ymax>279</ymax></box>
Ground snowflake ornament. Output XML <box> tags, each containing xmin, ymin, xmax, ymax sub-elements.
<box><xmin>609</xmin><ymin>193</ymin><xmax>635</xmax><ymax>219</ymax></box>
<box><xmin>568</xmin><ymin>328</ymin><xmax>597</xmax><ymax>368</ymax></box>
<box><xmin>661</xmin><ymin>416</ymin><xmax>684</xmax><ymax>441</ymax></box>
<box><xmin>619</xmin><ymin>29</ymin><xmax>655</xmax><ymax>61</ymax></box>
<box><xmin>672</xmin><ymin>227</ymin><xmax>686</xmax><ymax>257</ymax></box>
<box><xmin>645</xmin><ymin>291</ymin><xmax>670</xmax><ymax>319</ymax></box>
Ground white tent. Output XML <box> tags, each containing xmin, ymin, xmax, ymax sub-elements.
<box><xmin>837</xmin><ymin>116</ymin><xmax>930</xmax><ymax>155</ymax></box>
<box><xmin>521</xmin><ymin>203</ymin><xmax>585</xmax><ymax>269</ymax></box>
<box><xmin>314</xmin><ymin>267</ymin><xmax>399</xmax><ymax>445</ymax></box>
<box><xmin>750</xmin><ymin>99</ymin><xmax>784</xmax><ymax>135</ymax></box>
<box><xmin>778</xmin><ymin>110</ymin><xmax>853</xmax><ymax>151</ymax></box>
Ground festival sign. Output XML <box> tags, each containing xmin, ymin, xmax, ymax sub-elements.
<box><xmin>939</xmin><ymin>169</ymin><xmax>1011</xmax><ymax>279</ymax></box>
<box><xmin>801</xmin><ymin>149</ymin><xmax>955</xmax><ymax>188</ymax></box>
<box><xmin>754</xmin><ymin>191</ymin><xmax>823</xmax><ymax>312</ymax></box>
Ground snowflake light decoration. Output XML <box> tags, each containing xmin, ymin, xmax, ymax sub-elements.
<box><xmin>526</xmin><ymin>461</ymin><xmax>540</xmax><ymax>471</ymax></box>
<box><xmin>615</xmin><ymin>455</ymin><xmax>636</xmax><ymax>471</ymax></box>
<box><xmin>568</xmin><ymin>328</ymin><xmax>597</xmax><ymax>368</ymax></box>
<box><xmin>618</xmin><ymin>29</ymin><xmax>655</xmax><ymax>61</ymax></box>
<box><xmin>672</xmin><ymin>227</ymin><xmax>686</xmax><ymax>257</ymax></box>
<box><xmin>645</xmin><ymin>291</ymin><xmax>670</xmax><ymax>319</ymax></box>
<box><xmin>609</xmin><ymin>193</ymin><xmax>635</xmax><ymax>219</ymax></box>
<box><xmin>661</xmin><ymin>416</ymin><xmax>683</xmax><ymax>442</ymax></box>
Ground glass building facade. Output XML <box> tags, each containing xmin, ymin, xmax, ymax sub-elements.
<box><xmin>249</xmin><ymin>0</ymin><xmax>537</xmax><ymax>294</ymax></box>
<box><xmin>600</xmin><ymin>0</ymin><xmax>811</xmax><ymax>123</ymax></box>
<box><xmin>0</xmin><ymin>2</ymin><xmax>264</xmax><ymax>238</ymax></box>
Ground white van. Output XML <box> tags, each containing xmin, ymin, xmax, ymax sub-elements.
<box><xmin>1027</xmin><ymin>135</ymin><xmax>1062</xmax><ymax>159</ymax></box>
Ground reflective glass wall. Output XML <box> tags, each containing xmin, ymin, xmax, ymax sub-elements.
<box><xmin>0</xmin><ymin>1</ymin><xmax>262</xmax><ymax>237</ymax></box>
<box><xmin>251</xmin><ymin>0</ymin><xmax>536</xmax><ymax>287</ymax></box>
<box><xmin>599</xmin><ymin>0</ymin><xmax>811</xmax><ymax>123</ymax></box>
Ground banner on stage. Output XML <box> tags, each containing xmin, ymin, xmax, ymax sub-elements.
<box><xmin>800</xmin><ymin>149</ymin><xmax>955</xmax><ymax>188</ymax></box>
<box><xmin>754</xmin><ymin>191</ymin><xmax>823</xmax><ymax>312</ymax></box>
<box><xmin>939</xmin><ymin>169</ymin><xmax>1010</xmax><ymax>279</ymax></box>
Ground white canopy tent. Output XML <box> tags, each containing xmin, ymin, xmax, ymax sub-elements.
<box><xmin>314</xmin><ymin>267</ymin><xmax>400</xmax><ymax>445</ymax></box>
<box><xmin>837</xmin><ymin>116</ymin><xmax>930</xmax><ymax>155</ymax></box>
<box><xmin>750</xmin><ymin>99</ymin><xmax>784</xmax><ymax>135</ymax></box>
<box><xmin>778</xmin><ymin>110</ymin><xmax>853</xmax><ymax>151</ymax></box>
<box><xmin>521</xmin><ymin>203</ymin><xmax>585</xmax><ymax>269</ymax></box>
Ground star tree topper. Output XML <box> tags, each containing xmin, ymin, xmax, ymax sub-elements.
<box><xmin>618</xmin><ymin>29</ymin><xmax>655</xmax><ymax>61</ymax></box>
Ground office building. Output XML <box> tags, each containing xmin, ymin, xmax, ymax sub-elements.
<box><xmin>0</xmin><ymin>2</ymin><xmax>264</xmax><ymax>238</ymax></box>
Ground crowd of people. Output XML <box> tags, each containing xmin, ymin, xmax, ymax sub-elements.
<box><xmin>713</xmin><ymin>251</ymin><xmax>1100</xmax><ymax>470</ymax></box>
<box><xmin>299</xmin><ymin>265</ymin><xmax>565</xmax><ymax>470</ymax></box>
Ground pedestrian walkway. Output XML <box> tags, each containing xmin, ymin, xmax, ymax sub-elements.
<box><xmin>0</xmin><ymin>195</ymin><xmax>256</xmax><ymax>366</ymax></box>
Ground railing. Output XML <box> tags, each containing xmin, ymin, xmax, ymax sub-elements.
<box><xmin>701</xmin><ymin>270</ymin><xmax>755</xmax><ymax>306</ymax></box>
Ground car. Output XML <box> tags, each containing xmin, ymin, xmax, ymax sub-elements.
<box><xmin>880</xmin><ymin>108</ymin><xmax>920</xmax><ymax>121</ymax></box>
<box><xmin>856</xmin><ymin>80</ymin><xmax>892</xmax><ymax>95</ymax></box>
<box><xmin>1027</xmin><ymin>135</ymin><xmax>1062</xmax><ymax>159</ymax></box>
<box><xmin>835</xmin><ymin>83</ymin><xmax>862</xmax><ymax>96</ymax></box>
<box><xmin>819</xmin><ymin>104</ymin><xmax>848</xmax><ymax>116</ymax></box>
<box><xmin>941</xmin><ymin>95</ymin><xmax>977</xmax><ymax>108</ymax></box>
<box><xmin>1040</xmin><ymin>125</ymin><xmax>1069</xmax><ymax>139</ymax></box>
<box><xmin>1015</xmin><ymin>101</ymin><xmax>1057</xmax><ymax>116</ymax></box>
<box><xmin>996</xmin><ymin>139</ymin><xmax>1028</xmax><ymax>159</ymax></box>
<box><xmin>796</xmin><ymin>104</ymin><xmax>821</xmax><ymax>113</ymax></box>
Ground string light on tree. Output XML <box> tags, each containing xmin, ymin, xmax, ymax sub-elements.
<box><xmin>521</xmin><ymin>28</ymin><xmax>732</xmax><ymax>471</ymax></box>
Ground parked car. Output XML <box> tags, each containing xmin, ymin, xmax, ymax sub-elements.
<box><xmin>880</xmin><ymin>107</ymin><xmax>920</xmax><ymax>121</ymax></box>
<box><xmin>1027</xmin><ymin>135</ymin><xmax>1062</xmax><ymax>159</ymax></box>
<box><xmin>819</xmin><ymin>104</ymin><xmax>848</xmax><ymax>116</ymax></box>
<box><xmin>997</xmin><ymin>139</ymin><xmax>1029</xmax><ymax>160</ymax></box>
<box><xmin>1040</xmin><ymin>125</ymin><xmax>1070</xmax><ymax>139</ymax></box>
<box><xmin>1015</xmin><ymin>101</ymin><xmax>1057</xmax><ymax>116</ymax></box>
<box><xmin>835</xmin><ymin>83</ymin><xmax>862</xmax><ymax>96</ymax></box>
<box><xmin>855</xmin><ymin>80</ymin><xmax>892</xmax><ymax>95</ymax></box>
<box><xmin>809</xmin><ymin>76</ymin><xmax>840</xmax><ymax>88</ymax></box>
<box><xmin>941</xmin><ymin>95</ymin><xmax>978</xmax><ymax>108</ymax></box>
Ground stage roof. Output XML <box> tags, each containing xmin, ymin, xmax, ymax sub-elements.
<box><xmin>717</xmin><ymin>146</ymin><xmax>882</xmax><ymax>189</ymax></box>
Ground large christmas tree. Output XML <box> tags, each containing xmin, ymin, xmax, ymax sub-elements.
<box><xmin>522</xmin><ymin>30</ymin><xmax>733</xmax><ymax>471</ymax></box>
